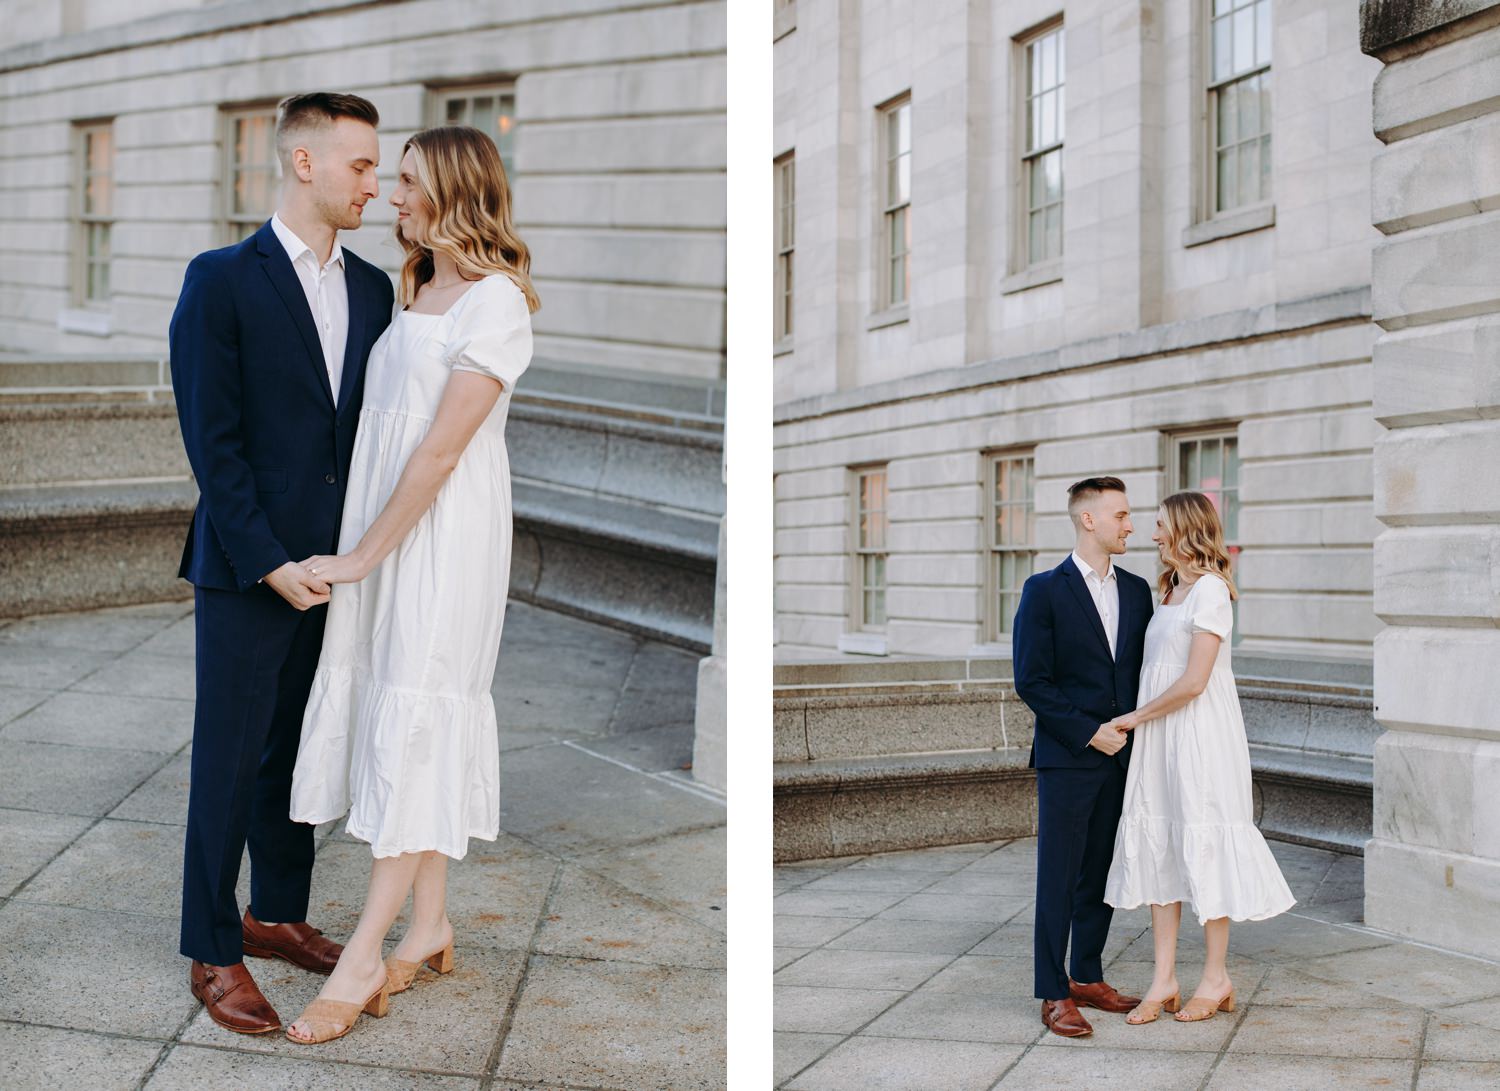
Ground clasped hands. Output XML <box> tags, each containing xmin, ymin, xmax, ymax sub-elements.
<box><xmin>262</xmin><ymin>553</ymin><xmax>368</xmax><ymax>611</ymax></box>
<box><xmin>1089</xmin><ymin>710</ymin><xmax>1145</xmax><ymax>755</ymax></box>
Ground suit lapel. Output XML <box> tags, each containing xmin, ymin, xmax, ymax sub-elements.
<box><xmin>1059</xmin><ymin>558</ymin><xmax>1112</xmax><ymax>659</ymax></box>
<box><xmin>335</xmin><ymin>260</ymin><xmax>365</xmax><ymax>414</ymax></box>
<box><xmin>1113</xmin><ymin>571</ymin><xmax>1132</xmax><ymax>663</ymax></box>
<box><xmin>256</xmin><ymin>221</ymin><xmax>335</xmax><ymax>409</ymax></box>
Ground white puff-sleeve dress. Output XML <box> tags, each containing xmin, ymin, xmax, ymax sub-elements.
<box><xmin>1104</xmin><ymin>574</ymin><xmax>1295</xmax><ymax>924</ymax></box>
<box><xmin>290</xmin><ymin>273</ymin><xmax>532</xmax><ymax>860</ymax></box>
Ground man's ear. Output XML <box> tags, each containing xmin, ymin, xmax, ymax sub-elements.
<box><xmin>292</xmin><ymin>146</ymin><xmax>314</xmax><ymax>183</ymax></box>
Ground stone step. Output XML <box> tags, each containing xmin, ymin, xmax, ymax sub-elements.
<box><xmin>0</xmin><ymin>401</ymin><xmax>189</xmax><ymax>485</ymax></box>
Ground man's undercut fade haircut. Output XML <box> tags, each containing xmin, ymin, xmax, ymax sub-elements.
<box><xmin>275</xmin><ymin>92</ymin><xmax>380</xmax><ymax>170</ymax></box>
<box><xmin>1067</xmin><ymin>475</ymin><xmax>1128</xmax><ymax>524</ymax></box>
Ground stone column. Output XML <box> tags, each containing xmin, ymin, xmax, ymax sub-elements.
<box><xmin>692</xmin><ymin>516</ymin><xmax>727</xmax><ymax>792</ymax></box>
<box><xmin>1361</xmin><ymin>0</ymin><xmax>1500</xmax><ymax>958</ymax></box>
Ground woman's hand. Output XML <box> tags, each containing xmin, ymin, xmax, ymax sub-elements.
<box><xmin>1108</xmin><ymin>710</ymin><xmax>1145</xmax><ymax>733</ymax></box>
<box><xmin>299</xmin><ymin>552</ymin><xmax>370</xmax><ymax>585</ymax></box>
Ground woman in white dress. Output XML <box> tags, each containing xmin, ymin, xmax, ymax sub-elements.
<box><xmin>1102</xmin><ymin>491</ymin><xmax>1294</xmax><ymax>1025</ymax></box>
<box><xmin>280</xmin><ymin>125</ymin><xmax>539</xmax><ymax>1044</ymax></box>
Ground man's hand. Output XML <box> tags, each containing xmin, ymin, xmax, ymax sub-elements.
<box><xmin>1088</xmin><ymin>723</ymin><xmax>1128</xmax><ymax>755</ymax></box>
<box><xmin>1104</xmin><ymin>711</ymin><xmax>1144</xmax><ymax>733</ymax></box>
<box><xmin>263</xmin><ymin>561</ymin><xmax>331</xmax><ymax>611</ymax></box>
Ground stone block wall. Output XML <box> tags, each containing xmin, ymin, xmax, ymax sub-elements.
<box><xmin>0</xmin><ymin>0</ymin><xmax>726</xmax><ymax>380</ymax></box>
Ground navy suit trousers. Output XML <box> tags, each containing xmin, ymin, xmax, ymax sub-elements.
<box><xmin>1033</xmin><ymin>761</ymin><xmax>1128</xmax><ymax>999</ymax></box>
<box><xmin>179</xmin><ymin>585</ymin><xmax>325</xmax><ymax>965</ymax></box>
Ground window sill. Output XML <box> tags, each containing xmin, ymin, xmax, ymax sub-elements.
<box><xmin>57</xmin><ymin>306</ymin><xmax>112</xmax><ymax>337</ymax></box>
<box><xmin>773</xmin><ymin>2</ymin><xmax>796</xmax><ymax>41</ymax></box>
<box><xmin>1001</xmin><ymin>262</ymin><xmax>1062</xmax><ymax>296</ymax></box>
<box><xmin>837</xmin><ymin>631</ymin><xmax>888</xmax><ymax>656</ymax></box>
<box><xmin>968</xmin><ymin>641</ymin><xmax>1013</xmax><ymax>658</ymax></box>
<box><xmin>1182</xmin><ymin>204</ymin><xmax>1275</xmax><ymax>248</ymax></box>
<box><xmin>773</xmin><ymin>337</ymin><xmax>794</xmax><ymax>358</ymax></box>
<box><xmin>865</xmin><ymin>304</ymin><xmax>909</xmax><ymax>331</ymax></box>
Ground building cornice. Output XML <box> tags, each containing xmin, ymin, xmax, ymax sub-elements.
<box><xmin>773</xmin><ymin>285</ymin><xmax>1373</xmax><ymax>425</ymax></box>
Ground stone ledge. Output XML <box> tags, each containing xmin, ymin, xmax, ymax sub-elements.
<box><xmin>1361</xmin><ymin>0</ymin><xmax>1500</xmax><ymax>60</ymax></box>
<box><xmin>776</xmin><ymin>748</ymin><xmax>1033</xmax><ymax>792</ymax></box>
<box><xmin>512</xmin><ymin>481</ymin><xmax>718</xmax><ymax>566</ymax></box>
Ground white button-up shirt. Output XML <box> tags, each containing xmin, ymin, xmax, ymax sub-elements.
<box><xmin>1072</xmin><ymin>550</ymin><xmax>1120</xmax><ymax>658</ymax></box>
<box><xmin>270</xmin><ymin>212</ymin><xmax>348</xmax><ymax>405</ymax></box>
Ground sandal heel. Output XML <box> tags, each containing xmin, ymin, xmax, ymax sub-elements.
<box><xmin>364</xmin><ymin>983</ymin><xmax>390</xmax><ymax>1018</ymax></box>
<box><xmin>1219</xmin><ymin>991</ymin><xmax>1235</xmax><ymax>1013</ymax></box>
<box><xmin>1164</xmin><ymin>994</ymin><xmax>1181</xmax><ymax>1014</ymax></box>
<box><xmin>427</xmin><ymin>944</ymin><xmax>455</xmax><ymax>974</ymax></box>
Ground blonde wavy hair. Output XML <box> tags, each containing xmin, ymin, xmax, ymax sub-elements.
<box><xmin>395</xmin><ymin>125</ymin><xmax>539</xmax><ymax>313</ymax></box>
<box><xmin>1156</xmin><ymin>491</ymin><xmax>1238</xmax><ymax>602</ymax></box>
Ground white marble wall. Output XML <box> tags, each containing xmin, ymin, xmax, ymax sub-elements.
<box><xmin>0</xmin><ymin>0</ymin><xmax>726</xmax><ymax>380</ymax></box>
<box><xmin>1361</xmin><ymin>4</ymin><xmax>1500</xmax><ymax>962</ymax></box>
<box><xmin>773</xmin><ymin>0</ymin><xmax>1384</xmax><ymax>660</ymax></box>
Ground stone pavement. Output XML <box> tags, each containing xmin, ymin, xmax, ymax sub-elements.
<box><xmin>0</xmin><ymin>598</ymin><xmax>726</xmax><ymax>1090</ymax></box>
<box><xmin>775</xmin><ymin>838</ymin><xmax>1500</xmax><ymax>1090</ymax></box>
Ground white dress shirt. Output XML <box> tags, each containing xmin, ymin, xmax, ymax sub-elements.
<box><xmin>1072</xmin><ymin>550</ymin><xmax>1120</xmax><ymax>658</ymax></box>
<box><xmin>270</xmin><ymin>212</ymin><xmax>349</xmax><ymax>405</ymax></box>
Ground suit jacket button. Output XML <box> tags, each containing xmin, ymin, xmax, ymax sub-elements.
<box><xmin>324</xmin><ymin>473</ymin><xmax>336</xmax><ymax>484</ymax></box>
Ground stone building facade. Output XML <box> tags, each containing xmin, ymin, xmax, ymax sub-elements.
<box><xmin>0</xmin><ymin>0</ymin><xmax>726</xmax><ymax>380</ymax></box>
<box><xmin>772</xmin><ymin>0</ymin><xmax>1383</xmax><ymax>664</ymax></box>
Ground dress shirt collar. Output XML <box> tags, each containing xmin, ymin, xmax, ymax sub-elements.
<box><xmin>271</xmin><ymin>211</ymin><xmax>344</xmax><ymax>271</ymax></box>
<box><xmin>1071</xmin><ymin>550</ymin><xmax>1116</xmax><ymax>586</ymax></box>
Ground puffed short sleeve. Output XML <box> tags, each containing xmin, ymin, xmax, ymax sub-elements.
<box><xmin>1188</xmin><ymin>574</ymin><xmax>1233</xmax><ymax>640</ymax></box>
<box><xmin>442</xmin><ymin>274</ymin><xmax>533</xmax><ymax>390</ymax></box>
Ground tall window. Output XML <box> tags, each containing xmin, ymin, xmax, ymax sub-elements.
<box><xmin>1209</xmin><ymin>0</ymin><xmax>1271</xmax><ymax>213</ymax></box>
<box><xmin>75</xmin><ymin>122</ymin><xmax>113</xmax><ymax>304</ymax></box>
<box><xmin>853</xmin><ymin>467</ymin><xmax>889</xmax><ymax>630</ymax></box>
<box><xmin>879</xmin><ymin>96</ymin><xmax>911</xmax><ymax>310</ymax></box>
<box><xmin>774</xmin><ymin>153</ymin><xmax>795</xmax><ymax>342</ymax></box>
<box><xmin>433</xmin><ymin>84</ymin><xmax>517</xmax><ymax>177</ymax></box>
<box><xmin>987</xmin><ymin>452</ymin><xmax>1035</xmax><ymax>639</ymax></box>
<box><xmin>1174</xmin><ymin>429</ymin><xmax>1241</xmax><ymax>640</ymax></box>
<box><xmin>1021</xmin><ymin>23</ymin><xmax>1065</xmax><ymax>266</ymax></box>
<box><xmin>224</xmin><ymin>105</ymin><xmax>279</xmax><ymax>243</ymax></box>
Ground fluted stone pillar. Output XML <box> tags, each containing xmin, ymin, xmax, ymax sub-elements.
<box><xmin>1361</xmin><ymin>0</ymin><xmax>1500</xmax><ymax>958</ymax></box>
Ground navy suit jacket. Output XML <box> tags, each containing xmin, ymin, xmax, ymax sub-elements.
<box><xmin>1012</xmin><ymin>557</ymin><xmax>1154</xmax><ymax>770</ymax></box>
<box><xmin>168</xmin><ymin>220</ymin><xmax>394</xmax><ymax>592</ymax></box>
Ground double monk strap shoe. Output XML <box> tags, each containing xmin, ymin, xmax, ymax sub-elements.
<box><xmin>1041</xmin><ymin>997</ymin><xmax>1093</xmax><ymax>1037</ymax></box>
<box><xmin>189</xmin><ymin>960</ymin><xmax>280</xmax><ymax>1034</ymax></box>
<box><xmin>242</xmin><ymin>909</ymin><xmax>343</xmax><ymax>975</ymax></box>
<box><xmin>1070</xmin><ymin>978</ymin><xmax>1142</xmax><ymax>1014</ymax></box>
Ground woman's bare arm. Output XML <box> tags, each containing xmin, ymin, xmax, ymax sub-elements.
<box><xmin>1109</xmin><ymin>630</ymin><xmax>1221</xmax><ymax>731</ymax></box>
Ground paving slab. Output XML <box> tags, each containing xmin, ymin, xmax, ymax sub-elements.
<box><xmin>916</xmin><ymin>954</ymin><xmax>1034</xmax><ymax>997</ymax></box>
<box><xmin>72</xmin><ymin>649</ymin><xmax>196</xmax><ymax>700</ymax></box>
<box><xmin>862</xmin><ymin>988</ymin><xmax>1044</xmax><ymax>1045</ymax></box>
<box><xmin>144</xmin><ymin>1045</ymin><xmax>481</xmax><ymax>1089</ymax></box>
<box><xmin>131</xmin><ymin>613</ymin><xmax>196</xmax><ymax>657</ymax></box>
<box><xmin>877</xmin><ymin>892</ymin><xmax>1032</xmax><ymax>924</ymax></box>
<box><xmin>825</xmin><ymin>917</ymin><xmax>997</xmax><ymax>955</ymax></box>
<box><xmin>995</xmin><ymin>1045</ymin><xmax>1215</xmax><ymax>1088</ymax></box>
<box><xmin>773</xmin><ymin>1031</ymin><xmax>843</xmax><ymax>1085</ymax></box>
<box><xmin>180</xmin><ymin>945</ymin><xmax>526</xmax><ymax>1074</ymax></box>
<box><xmin>0</xmin><ymin>901</ymin><xmax>198</xmax><ymax>1037</ymax></box>
<box><xmin>1415</xmin><ymin>1060</ymin><xmax>1500</xmax><ymax>1089</ymax></box>
<box><xmin>776</xmin><ymin>947</ymin><xmax>812</xmax><ymax>970</ymax></box>
<box><xmin>533</xmin><ymin>863</ymin><xmax>725</xmax><ymax>970</ymax></box>
<box><xmin>774</xmin><ymin>914</ymin><xmax>862</xmax><ymax>948</ymax></box>
<box><xmin>0</xmin><ymin>604</ymin><xmax>182</xmax><ymax>653</ymax></box>
<box><xmin>1423</xmin><ymin>1016</ymin><xmax>1500</xmax><ymax>1062</ymax></box>
<box><xmin>493</xmin><ymin>956</ymin><xmax>724</xmax><ymax>1090</ymax></box>
<box><xmin>1227</xmin><ymin>1002</ymin><xmax>1425</xmax><ymax>1059</ymax></box>
<box><xmin>1</xmin><ymin>690</ymin><xmax>193</xmax><ymax>752</ymax></box>
<box><xmin>0</xmin><ymin>739</ymin><xmax>166</xmax><ymax>815</ymax></box>
<box><xmin>795</xmin><ymin>867</ymin><xmax>943</xmax><ymax>894</ymax></box>
<box><xmin>109</xmin><ymin>750</ymin><xmax>193</xmax><ymax>824</ymax></box>
<box><xmin>774</xmin><ymin>947</ymin><xmax>952</xmax><ymax>991</ymax></box>
<box><xmin>572</xmin><ymin>822</ymin><xmax>727</xmax><ymax>932</ymax></box>
<box><xmin>1205</xmin><ymin>1053</ymin><xmax>1415</xmax><ymax>1090</ymax></box>
<box><xmin>444</xmin><ymin>834</ymin><xmax>559</xmax><ymax>953</ymax></box>
<box><xmin>0</xmin><ymin>684</ymin><xmax>51</xmax><ymax>726</ymax></box>
<box><xmin>15</xmin><ymin>817</ymin><xmax>184</xmax><ymax>918</ymax></box>
<box><xmin>0</xmin><ymin>642</ymin><xmax>112</xmax><ymax>689</ymax></box>
<box><xmin>0</xmin><ymin>806</ymin><xmax>92</xmax><ymax>896</ymax></box>
<box><xmin>1294</xmin><ymin>938</ymin><xmax>1500</xmax><ymax>1006</ymax></box>
<box><xmin>773</xmin><ymin>985</ymin><xmax>906</xmax><ymax>1034</ymax></box>
<box><xmin>784</xmin><ymin>1035</ymin><xmax>1026</xmax><ymax>1090</ymax></box>
<box><xmin>0</xmin><ymin>1024</ymin><xmax>164</xmax><ymax>1090</ymax></box>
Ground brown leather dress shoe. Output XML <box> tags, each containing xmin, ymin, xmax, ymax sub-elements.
<box><xmin>1070</xmin><ymin>978</ymin><xmax>1142</xmax><ymax>1014</ymax></box>
<box><xmin>242</xmin><ymin>909</ymin><xmax>343</xmax><ymax>975</ymax></box>
<box><xmin>190</xmin><ymin>960</ymin><xmax>280</xmax><ymax>1034</ymax></box>
<box><xmin>1041</xmin><ymin>997</ymin><xmax>1093</xmax><ymax>1037</ymax></box>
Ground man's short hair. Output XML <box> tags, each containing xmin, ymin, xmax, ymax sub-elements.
<box><xmin>1067</xmin><ymin>476</ymin><xmax>1127</xmax><ymax>523</ymax></box>
<box><xmin>275</xmin><ymin>92</ymin><xmax>380</xmax><ymax>168</ymax></box>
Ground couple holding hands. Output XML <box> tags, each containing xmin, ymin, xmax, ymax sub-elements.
<box><xmin>170</xmin><ymin>92</ymin><xmax>537</xmax><ymax>1044</ymax></box>
<box><xmin>1014</xmin><ymin>478</ymin><xmax>1294</xmax><ymax>1036</ymax></box>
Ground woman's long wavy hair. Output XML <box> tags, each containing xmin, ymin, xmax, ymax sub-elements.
<box><xmin>1156</xmin><ymin>491</ymin><xmax>1238</xmax><ymax>602</ymax></box>
<box><xmin>395</xmin><ymin>125</ymin><xmax>539</xmax><ymax>313</ymax></box>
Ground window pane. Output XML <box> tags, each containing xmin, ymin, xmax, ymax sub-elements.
<box><xmin>1217</xmin><ymin>147</ymin><xmax>1236</xmax><ymax>211</ymax></box>
<box><xmin>1041</xmin><ymin>33</ymin><xmax>1056</xmax><ymax>89</ymax></box>
<box><xmin>1238</xmin><ymin>75</ymin><xmax>1259</xmax><ymax>141</ymax></box>
<box><xmin>1234</xmin><ymin>6</ymin><xmax>1255</xmax><ymax>73</ymax></box>
<box><xmin>783</xmin><ymin>256</ymin><xmax>794</xmax><ymax>336</ymax></box>
<box><xmin>1040</xmin><ymin>91</ymin><xmax>1057</xmax><ymax>148</ymax></box>
<box><xmin>1045</xmin><ymin>202</ymin><xmax>1062</xmax><ymax>262</ymax></box>
<box><xmin>1256</xmin><ymin>0</ymin><xmax>1272</xmax><ymax>68</ymax></box>
<box><xmin>1213</xmin><ymin>17</ymin><xmax>1233</xmax><ymax>82</ymax></box>
<box><xmin>1029</xmin><ymin>209</ymin><xmax>1046</xmax><ymax>265</ymax></box>
<box><xmin>446</xmin><ymin>98</ymin><xmax>466</xmax><ymax>124</ymax></box>
<box><xmin>1028</xmin><ymin>96</ymin><xmax>1041</xmax><ymax>153</ymax></box>
<box><xmin>1214</xmin><ymin>0</ymin><xmax>1234</xmax><ymax>15</ymax></box>
<box><xmin>1055</xmin><ymin>83</ymin><xmax>1065</xmax><ymax>143</ymax></box>
<box><xmin>1028</xmin><ymin>40</ymin><xmax>1041</xmax><ymax>96</ymax></box>
<box><xmin>1217</xmin><ymin>83</ymin><xmax>1236</xmax><ymax>146</ymax></box>
<box><xmin>1181</xmin><ymin>440</ymin><xmax>1199</xmax><ymax>490</ymax></box>
<box><xmin>1238</xmin><ymin>135</ymin><xmax>1258</xmax><ymax>203</ymax></box>
<box><xmin>1201</xmin><ymin>439</ymin><xmax>1223</xmax><ymax>493</ymax></box>
<box><xmin>1044</xmin><ymin>149</ymin><xmax>1062</xmax><ymax>204</ymax></box>
<box><xmin>894</xmin><ymin>150</ymin><xmax>911</xmax><ymax>204</ymax></box>
<box><xmin>1260</xmin><ymin>133</ymin><xmax>1272</xmax><ymax>199</ymax></box>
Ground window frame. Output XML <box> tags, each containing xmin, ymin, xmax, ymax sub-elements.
<box><xmin>221</xmin><ymin>102</ymin><xmax>281</xmax><ymax>246</ymax></box>
<box><xmin>774</xmin><ymin>151</ymin><xmax>795</xmax><ymax>345</ymax></box>
<box><xmin>984</xmin><ymin>449</ymin><xmax>1037</xmax><ymax>643</ymax></box>
<box><xmin>850</xmin><ymin>464</ymin><xmax>890</xmax><ymax>633</ymax></box>
<box><xmin>429</xmin><ymin>81</ymin><xmax>519</xmax><ymax>179</ymax></box>
<box><xmin>1170</xmin><ymin>426</ymin><xmax>1242</xmax><ymax>642</ymax></box>
<box><xmin>1015</xmin><ymin>18</ymin><xmax>1065</xmax><ymax>272</ymax></box>
<box><xmin>1202</xmin><ymin>0</ymin><xmax>1272</xmax><ymax>219</ymax></box>
<box><xmin>73</xmin><ymin>119</ymin><xmax>114</xmax><ymax>307</ymax></box>
<box><xmin>875</xmin><ymin>93</ymin><xmax>912</xmax><ymax>315</ymax></box>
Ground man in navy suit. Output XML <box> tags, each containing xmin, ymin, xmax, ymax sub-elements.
<box><xmin>168</xmin><ymin>92</ymin><xmax>395</xmax><ymax>1034</ymax></box>
<box><xmin>1013</xmin><ymin>476</ymin><xmax>1153</xmax><ymax>1037</ymax></box>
